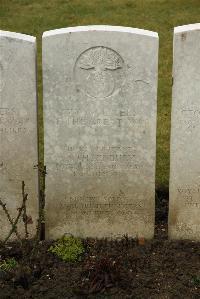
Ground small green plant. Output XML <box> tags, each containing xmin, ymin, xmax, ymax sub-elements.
<box><xmin>0</xmin><ymin>258</ymin><xmax>18</xmax><ymax>272</ymax></box>
<box><xmin>48</xmin><ymin>235</ymin><xmax>85</xmax><ymax>262</ymax></box>
<box><xmin>191</xmin><ymin>275</ymin><xmax>200</xmax><ymax>286</ymax></box>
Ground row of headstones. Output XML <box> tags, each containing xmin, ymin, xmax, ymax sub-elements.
<box><xmin>0</xmin><ymin>24</ymin><xmax>200</xmax><ymax>241</ymax></box>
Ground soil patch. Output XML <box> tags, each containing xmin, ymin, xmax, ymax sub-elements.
<box><xmin>0</xmin><ymin>191</ymin><xmax>199</xmax><ymax>299</ymax></box>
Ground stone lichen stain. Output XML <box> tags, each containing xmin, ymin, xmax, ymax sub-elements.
<box><xmin>0</xmin><ymin>161</ymin><xmax>7</xmax><ymax>174</ymax></box>
<box><xmin>181</xmin><ymin>32</ymin><xmax>187</xmax><ymax>42</ymax></box>
<box><xmin>170</xmin><ymin>210</ymin><xmax>178</xmax><ymax>226</ymax></box>
<box><xmin>0</xmin><ymin>47</ymin><xmax>12</xmax><ymax>94</ymax></box>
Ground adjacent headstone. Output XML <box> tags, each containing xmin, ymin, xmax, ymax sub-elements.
<box><xmin>169</xmin><ymin>24</ymin><xmax>200</xmax><ymax>240</ymax></box>
<box><xmin>43</xmin><ymin>25</ymin><xmax>158</xmax><ymax>239</ymax></box>
<box><xmin>0</xmin><ymin>31</ymin><xmax>38</xmax><ymax>240</ymax></box>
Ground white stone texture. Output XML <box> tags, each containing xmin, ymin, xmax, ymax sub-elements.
<box><xmin>169</xmin><ymin>24</ymin><xmax>200</xmax><ymax>240</ymax></box>
<box><xmin>43</xmin><ymin>25</ymin><xmax>158</xmax><ymax>239</ymax></box>
<box><xmin>0</xmin><ymin>30</ymin><xmax>38</xmax><ymax>240</ymax></box>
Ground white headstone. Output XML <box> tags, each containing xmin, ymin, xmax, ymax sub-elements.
<box><xmin>0</xmin><ymin>30</ymin><xmax>38</xmax><ymax>240</ymax></box>
<box><xmin>43</xmin><ymin>25</ymin><xmax>158</xmax><ymax>239</ymax></box>
<box><xmin>169</xmin><ymin>24</ymin><xmax>200</xmax><ymax>240</ymax></box>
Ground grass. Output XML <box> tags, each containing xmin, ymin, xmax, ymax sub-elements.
<box><xmin>0</xmin><ymin>0</ymin><xmax>200</xmax><ymax>188</ymax></box>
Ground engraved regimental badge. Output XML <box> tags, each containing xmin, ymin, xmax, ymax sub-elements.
<box><xmin>74</xmin><ymin>46</ymin><xmax>124</xmax><ymax>99</ymax></box>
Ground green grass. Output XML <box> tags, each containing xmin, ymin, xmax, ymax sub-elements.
<box><xmin>1</xmin><ymin>0</ymin><xmax>200</xmax><ymax>188</ymax></box>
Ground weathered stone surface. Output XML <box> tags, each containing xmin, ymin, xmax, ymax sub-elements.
<box><xmin>0</xmin><ymin>31</ymin><xmax>38</xmax><ymax>240</ymax></box>
<box><xmin>169</xmin><ymin>24</ymin><xmax>200</xmax><ymax>240</ymax></box>
<box><xmin>43</xmin><ymin>25</ymin><xmax>158</xmax><ymax>239</ymax></box>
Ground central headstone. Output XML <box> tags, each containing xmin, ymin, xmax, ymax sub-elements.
<box><xmin>43</xmin><ymin>26</ymin><xmax>158</xmax><ymax>239</ymax></box>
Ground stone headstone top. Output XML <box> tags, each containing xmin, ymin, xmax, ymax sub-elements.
<box><xmin>42</xmin><ymin>25</ymin><xmax>158</xmax><ymax>38</ymax></box>
<box><xmin>174</xmin><ymin>23</ymin><xmax>200</xmax><ymax>33</ymax></box>
<box><xmin>0</xmin><ymin>30</ymin><xmax>36</xmax><ymax>42</ymax></box>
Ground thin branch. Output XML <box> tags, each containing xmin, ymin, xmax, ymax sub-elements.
<box><xmin>38</xmin><ymin>164</ymin><xmax>46</xmax><ymax>240</ymax></box>
<box><xmin>0</xmin><ymin>181</ymin><xmax>28</xmax><ymax>245</ymax></box>
<box><xmin>22</xmin><ymin>181</ymin><xmax>29</xmax><ymax>239</ymax></box>
<box><xmin>0</xmin><ymin>199</ymin><xmax>21</xmax><ymax>241</ymax></box>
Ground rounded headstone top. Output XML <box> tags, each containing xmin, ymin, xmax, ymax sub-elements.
<box><xmin>0</xmin><ymin>30</ymin><xmax>36</xmax><ymax>43</ymax></box>
<box><xmin>43</xmin><ymin>25</ymin><xmax>158</xmax><ymax>39</ymax></box>
<box><xmin>174</xmin><ymin>23</ymin><xmax>200</xmax><ymax>34</ymax></box>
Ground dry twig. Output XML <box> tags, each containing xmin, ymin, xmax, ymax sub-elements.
<box><xmin>0</xmin><ymin>181</ymin><xmax>28</xmax><ymax>245</ymax></box>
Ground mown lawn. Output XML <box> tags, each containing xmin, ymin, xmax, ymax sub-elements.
<box><xmin>0</xmin><ymin>0</ymin><xmax>200</xmax><ymax>188</ymax></box>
